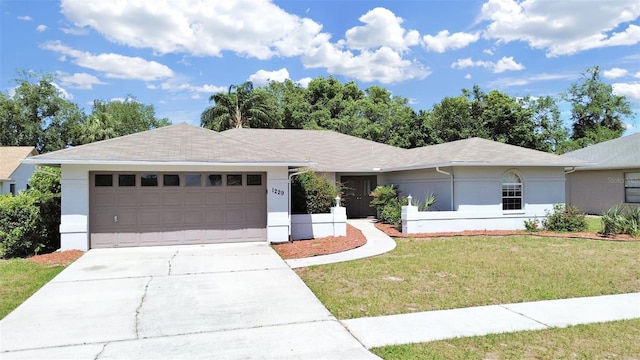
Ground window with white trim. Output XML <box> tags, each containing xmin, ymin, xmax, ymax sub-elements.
<box><xmin>625</xmin><ymin>172</ymin><xmax>640</xmax><ymax>203</ymax></box>
<box><xmin>502</xmin><ymin>171</ymin><xmax>523</xmax><ymax>211</ymax></box>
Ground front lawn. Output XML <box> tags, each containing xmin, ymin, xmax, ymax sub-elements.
<box><xmin>372</xmin><ymin>319</ymin><xmax>640</xmax><ymax>359</ymax></box>
<box><xmin>0</xmin><ymin>259</ymin><xmax>65</xmax><ymax>319</ymax></box>
<box><xmin>296</xmin><ymin>235</ymin><xmax>640</xmax><ymax>319</ymax></box>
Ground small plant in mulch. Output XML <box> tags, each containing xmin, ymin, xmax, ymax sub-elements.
<box><xmin>524</xmin><ymin>217</ymin><xmax>541</xmax><ymax>232</ymax></box>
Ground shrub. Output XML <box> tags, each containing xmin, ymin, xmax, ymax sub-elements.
<box><xmin>0</xmin><ymin>167</ymin><xmax>61</xmax><ymax>259</ymax></box>
<box><xmin>602</xmin><ymin>205</ymin><xmax>640</xmax><ymax>237</ymax></box>
<box><xmin>523</xmin><ymin>217</ymin><xmax>541</xmax><ymax>232</ymax></box>
<box><xmin>542</xmin><ymin>204</ymin><xmax>587</xmax><ymax>232</ymax></box>
<box><xmin>0</xmin><ymin>190</ymin><xmax>60</xmax><ymax>258</ymax></box>
<box><xmin>291</xmin><ymin>170</ymin><xmax>340</xmax><ymax>214</ymax></box>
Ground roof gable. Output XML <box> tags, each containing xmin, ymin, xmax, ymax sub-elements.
<box><xmin>0</xmin><ymin>146</ymin><xmax>36</xmax><ymax>180</ymax></box>
<box><xmin>561</xmin><ymin>132</ymin><xmax>640</xmax><ymax>169</ymax></box>
<box><xmin>28</xmin><ymin>124</ymin><xmax>309</xmax><ymax>165</ymax></box>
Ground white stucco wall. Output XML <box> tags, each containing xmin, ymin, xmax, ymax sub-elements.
<box><xmin>385</xmin><ymin>168</ymin><xmax>454</xmax><ymax>211</ymax></box>
<box><xmin>290</xmin><ymin>206</ymin><xmax>346</xmax><ymax>240</ymax></box>
<box><xmin>0</xmin><ymin>163</ymin><xmax>35</xmax><ymax>195</ymax></box>
<box><xmin>400</xmin><ymin>166</ymin><xmax>566</xmax><ymax>233</ymax></box>
<box><xmin>566</xmin><ymin>169</ymin><xmax>640</xmax><ymax>214</ymax></box>
<box><xmin>59</xmin><ymin>164</ymin><xmax>292</xmax><ymax>250</ymax></box>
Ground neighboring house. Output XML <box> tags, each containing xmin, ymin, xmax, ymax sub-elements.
<box><xmin>0</xmin><ymin>146</ymin><xmax>37</xmax><ymax>196</ymax></box>
<box><xmin>24</xmin><ymin>124</ymin><xmax>584</xmax><ymax>251</ymax></box>
<box><xmin>562</xmin><ymin>132</ymin><xmax>640</xmax><ymax>214</ymax></box>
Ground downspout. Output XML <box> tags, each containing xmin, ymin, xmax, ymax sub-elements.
<box><xmin>564</xmin><ymin>167</ymin><xmax>576</xmax><ymax>206</ymax></box>
<box><xmin>436</xmin><ymin>167</ymin><xmax>454</xmax><ymax>211</ymax></box>
<box><xmin>34</xmin><ymin>165</ymin><xmax>60</xmax><ymax>177</ymax></box>
<box><xmin>564</xmin><ymin>167</ymin><xmax>576</xmax><ymax>175</ymax></box>
<box><xmin>288</xmin><ymin>168</ymin><xmax>311</xmax><ymax>238</ymax></box>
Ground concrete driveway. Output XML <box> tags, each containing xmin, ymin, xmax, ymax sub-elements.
<box><xmin>1</xmin><ymin>243</ymin><xmax>377</xmax><ymax>359</ymax></box>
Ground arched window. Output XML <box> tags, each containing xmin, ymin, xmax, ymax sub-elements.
<box><xmin>502</xmin><ymin>171</ymin><xmax>523</xmax><ymax>211</ymax></box>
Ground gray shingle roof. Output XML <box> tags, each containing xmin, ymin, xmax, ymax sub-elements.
<box><xmin>222</xmin><ymin>128</ymin><xmax>406</xmax><ymax>172</ymax></box>
<box><xmin>27</xmin><ymin>123</ymin><xmax>310</xmax><ymax>165</ymax></box>
<box><xmin>384</xmin><ymin>137</ymin><xmax>588</xmax><ymax>170</ymax></box>
<box><xmin>561</xmin><ymin>132</ymin><xmax>640</xmax><ymax>169</ymax></box>
<box><xmin>0</xmin><ymin>146</ymin><xmax>36</xmax><ymax>180</ymax></box>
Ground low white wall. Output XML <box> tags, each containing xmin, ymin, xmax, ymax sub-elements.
<box><xmin>401</xmin><ymin>205</ymin><xmax>546</xmax><ymax>234</ymax></box>
<box><xmin>291</xmin><ymin>206</ymin><xmax>346</xmax><ymax>240</ymax></box>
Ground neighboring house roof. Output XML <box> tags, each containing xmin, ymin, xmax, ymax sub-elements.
<box><xmin>25</xmin><ymin>123</ymin><xmax>310</xmax><ymax>166</ymax></box>
<box><xmin>561</xmin><ymin>132</ymin><xmax>640</xmax><ymax>170</ymax></box>
<box><xmin>0</xmin><ymin>146</ymin><xmax>37</xmax><ymax>180</ymax></box>
<box><xmin>222</xmin><ymin>128</ymin><xmax>405</xmax><ymax>172</ymax></box>
<box><xmin>383</xmin><ymin>137</ymin><xmax>587</xmax><ymax>171</ymax></box>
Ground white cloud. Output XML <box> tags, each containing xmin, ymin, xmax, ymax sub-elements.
<box><xmin>488</xmin><ymin>72</ymin><xmax>577</xmax><ymax>88</ymax></box>
<box><xmin>635</xmin><ymin>72</ymin><xmax>640</xmax><ymax>78</ymax></box>
<box><xmin>36</xmin><ymin>24</ymin><xmax>47</xmax><ymax>32</ymax></box>
<box><xmin>464</xmin><ymin>73</ymin><xmax>472</xmax><ymax>79</ymax></box>
<box><xmin>41</xmin><ymin>41</ymin><xmax>174</xmax><ymax>81</ymax></box>
<box><xmin>60</xmin><ymin>0</ymin><xmax>328</xmax><ymax>60</ymax></box>
<box><xmin>480</xmin><ymin>0</ymin><xmax>640</xmax><ymax>57</ymax></box>
<box><xmin>59</xmin><ymin>0</ymin><xmax>427</xmax><ymax>84</ymax></box>
<box><xmin>56</xmin><ymin>71</ymin><xmax>106</xmax><ymax>90</ymax></box>
<box><xmin>248</xmin><ymin>68</ymin><xmax>290</xmax><ymax>86</ymax></box>
<box><xmin>297</xmin><ymin>77</ymin><xmax>313</xmax><ymax>88</ymax></box>
<box><xmin>52</xmin><ymin>83</ymin><xmax>73</xmax><ymax>100</ymax></box>
<box><xmin>483</xmin><ymin>48</ymin><xmax>494</xmax><ymax>55</ymax></box>
<box><xmin>612</xmin><ymin>82</ymin><xmax>640</xmax><ymax>101</ymax></box>
<box><xmin>17</xmin><ymin>16</ymin><xmax>32</xmax><ymax>21</ymax></box>
<box><xmin>493</xmin><ymin>56</ymin><xmax>525</xmax><ymax>73</ymax></box>
<box><xmin>603</xmin><ymin>67</ymin><xmax>629</xmax><ymax>79</ymax></box>
<box><xmin>344</xmin><ymin>7</ymin><xmax>420</xmax><ymax>52</ymax></box>
<box><xmin>60</xmin><ymin>26</ymin><xmax>89</xmax><ymax>35</ymax></box>
<box><xmin>451</xmin><ymin>56</ymin><xmax>523</xmax><ymax>73</ymax></box>
<box><xmin>158</xmin><ymin>77</ymin><xmax>226</xmax><ymax>96</ymax></box>
<box><xmin>422</xmin><ymin>30</ymin><xmax>479</xmax><ymax>53</ymax></box>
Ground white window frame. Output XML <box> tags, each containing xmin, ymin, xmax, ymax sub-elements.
<box><xmin>624</xmin><ymin>172</ymin><xmax>640</xmax><ymax>204</ymax></box>
<box><xmin>501</xmin><ymin>170</ymin><xmax>523</xmax><ymax>212</ymax></box>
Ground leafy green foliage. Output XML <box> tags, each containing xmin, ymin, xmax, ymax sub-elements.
<box><xmin>542</xmin><ymin>204</ymin><xmax>587</xmax><ymax>232</ymax></box>
<box><xmin>601</xmin><ymin>205</ymin><xmax>640</xmax><ymax>237</ymax></box>
<box><xmin>291</xmin><ymin>171</ymin><xmax>340</xmax><ymax>214</ymax></box>
<box><xmin>564</xmin><ymin>66</ymin><xmax>632</xmax><ymax>145</ymax></box>
<box><xmin>524</xmin><ymin>217</ymin><xmax>541</xmax><ymax>232</ymax></box>
<box><xmin>0</xmin><ymin>169</ymin><xmax>61</xmax><ymax>258</ymax></box>
<box><xmin>369</xmin><ymin>185</ymin><xmax>407</xmax><ymax>225</ymax></box>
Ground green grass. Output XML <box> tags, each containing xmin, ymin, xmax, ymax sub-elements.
<box><xmin>296</xmin><ymin>235</ymin><xmax>640</xmax><ymax>319</ymax></box>
<box><xmin>0</xmin><ymin>259</ymin><xmax>65</xmax><ymax>319</ymax></box>
<box><xmin>585</xmin><ymin>215</ymin><xmax>603</xmax><ymax>232</ymax></box>
<box><xmin>372</xmin><ymin>319</ymin><xmax>640</xmax><ymax>359</ymax></box>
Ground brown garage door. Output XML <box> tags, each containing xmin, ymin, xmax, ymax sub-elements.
<box><xmin>90</xmin><ymin>172</ymin><xmax>267</xmax><ymax>248</ymax></box>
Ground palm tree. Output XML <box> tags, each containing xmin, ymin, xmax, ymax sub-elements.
<box><xmin>201</xmin><ymin>81</ymin><xmax>271</xmax><ymax>131</ymax></box>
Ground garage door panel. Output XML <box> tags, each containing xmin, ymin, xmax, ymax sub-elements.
<box><xmin>162</xmin><ymin>192</ymin><xmax>182</xmax><ymax>206</ymax></box>
<box><xmin>94</xmin><ymin>192</ymin><xmax>115</xmax><ymax>207</ymax></box>
<box><xmin>205</xmin><ymin>192</ymin><xmax>225</xmax><ymax>205</ymax></box>
<box><xmin>184</xmin><ymin>192</ymin><xmax>204</xmax><ymax>206</ymax></box>
<box><xmin>140</xmin><ymin>192</ymin><xmax>162</xmax><ymax>206</ymax></box>
<box><xmin>91</xmin><ymin>172</ymin><xmax>266</xmax><ymax>248</ymax></box>
<box><xmin>162</xmin><ymin>209</ymin><xmax>183</xmax><ymax>225</ymax></box>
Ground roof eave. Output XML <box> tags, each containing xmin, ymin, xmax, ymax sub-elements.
<box><xmin>382</xmin><ymin>161</ymin><xmax>587</xmax><ymax>172</ymax></box>
<box><xmin>22</xmin><ymin>159</ymin><xmax>313</xmax><ymax>167</ymax></box>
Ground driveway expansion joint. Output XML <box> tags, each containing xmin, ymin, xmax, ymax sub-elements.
<box><xmin>168</xmin><ymin>249</ymin><xmax>180</xmax><ymax>276</ymax></box>
<box><xmin>94</xmin><ymin>343</ymin><xmax>108</xmax><ymax>360</ymax></box>
<box><xmin>499</xmin><ymin>304</ymin><xmax>551</xmax><ymax>328</ymax></box>
<box><xmin>135</xmin><ymin>277</ymin><xmax>153</xmax><ymax>338</ymax></box>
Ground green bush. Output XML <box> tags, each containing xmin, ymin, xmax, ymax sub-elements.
<box><xmin>291</xmin><ymin>170</ymin><xmax>340</xmax><ymax>214</ymax></box>
<box><xmin>523</xmin><ymin>217</ymin><xmax>541</xmax><ymax>232</ymax></box>
<box><xmin>0</xmin><ymin>167</ymin><xmax>61</xmax><ymax>259</ymax></box>
<box><xmin>0</xmin><ymin>190</ymin><xmax>60</xmax><ymax>258</ymax></box>
<box><xmin>602</xmin><ymin>205</ymin><xmax>640</xmax><ymax>237</ymax></box>
<box><xmin>542</xmin><ymin>204</ymin><xmax>587</xmax><ymax>232</ymax></box>
<box><xmin>370</xmin><ymin>185</ymin><xmax>410</xmax><ymax>225</ymax></box>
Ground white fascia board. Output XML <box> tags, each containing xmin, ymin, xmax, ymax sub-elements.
<box><xmin>21</xmin><ymin>159</ymin><xmax>313</xmax><ymax>167</ymax></box>
<box><xmin>382</xmin><ymin>161</ymin><xmax>587</xmax><ymax>172</ymax></box>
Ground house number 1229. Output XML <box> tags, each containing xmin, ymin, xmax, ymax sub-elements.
<box><xmin>271</xmin><ymin>188</ymin><xmax>285</xmax><ymax>196</ymax></box>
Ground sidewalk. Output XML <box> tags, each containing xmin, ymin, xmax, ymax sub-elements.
<box><xmin>342</xmin><ymin>292</ymin><xmax>640</xmax><ymax>348</ymax></box>
<box><xmin>285</xmin><ymin>220</ymin><xmax>640</xmax><ymax>349</ymax></box>
<box><xmin>286</xmin><ymin>219</ymin><xmax>396</xmax><ymax>268</ymax></box>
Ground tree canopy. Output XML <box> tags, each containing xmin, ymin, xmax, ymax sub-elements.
<box><xmin>0</xmin><ymin>72</ymin><xmax>170</xmax><ymax>153</ymax></box>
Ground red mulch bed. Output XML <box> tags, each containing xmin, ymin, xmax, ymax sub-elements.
<box><xmin>272</xmin><ymin>224</ymin><xmax>367</xmax><ymax>259</ymax></box>
<box><xmin>27</xmin><ymin>250</ymin><xmax>85</xmax><ymax>266</ymax></box>
<box><xmin>374</xmin><ymin>222</ymin><xmax>639</xmax><ymax>242</ymax></box>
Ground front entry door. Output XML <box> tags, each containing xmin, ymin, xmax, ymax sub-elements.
<box><xmin>341</xmin><ymin>176</ymin><xmax>377</xmax><ymax>218</ymax></box>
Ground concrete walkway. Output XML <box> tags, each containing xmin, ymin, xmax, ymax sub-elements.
<box><xmin>342</xmin><ymin>292</ymin><xmax>640</xmax><ymax>348</ymax></box>
<box><xmin>286</xmin><ymin>219</ymin><xmax>396</xmax><ymax>268</ymax></box>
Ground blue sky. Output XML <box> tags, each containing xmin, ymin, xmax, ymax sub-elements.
<box><xmin>1</xmin><ymin>0</ymin><xmax>639</xmax><ymax>134</ymax></box>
